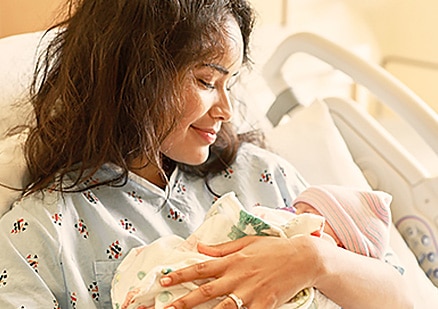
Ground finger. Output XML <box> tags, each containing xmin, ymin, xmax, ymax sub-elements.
<box><xmin>213</xmin><ymin>294</ymin><xmax>244</xmax><ymax>309</ymax></box>
<box><xmin>197</xmin><ymin>236</ymin><xmax>257</xmax><ymax>257</ymax></box>
<box><xmin>213</xmin><ymin>293</ymin><xmax>276</xmax><ymax>309</ymax></box>
<box><xmin>160</xmin><ymin>258</ymin><xmax>225</xmax><ymax>287</ymax></box>
<box><xmin>165</xmin><ymin>278</ymin><xmax>230</xmax><ymax>309</ymax></box>
<box><xmin>217</xmin><ymin>293</ymin><xmax>278</xmax><ymax>309</ymax></box>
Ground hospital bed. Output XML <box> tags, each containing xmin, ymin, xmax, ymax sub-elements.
<box><xmin>1</xmin><ymin>30</ymin><xmax>438</xmax><ymax>308</ymax></box>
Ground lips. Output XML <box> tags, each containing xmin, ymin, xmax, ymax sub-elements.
<box><xmin>191</xmin><ymin>125</ymin><xmax>218</xmax><ymax>144</ymax></box>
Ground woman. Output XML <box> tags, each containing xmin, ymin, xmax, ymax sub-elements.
<box><xmin>0</xmin><ymin>0</ymin><xmax>411</xmax><ymax>308</ymax></box>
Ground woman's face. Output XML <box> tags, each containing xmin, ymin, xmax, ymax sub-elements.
<box><xmin>160</xmin><ymin>17</ymin><xmax>244</xmax><ymax>165</ymax></box>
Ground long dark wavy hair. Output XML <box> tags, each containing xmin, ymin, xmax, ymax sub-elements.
<box><xmin>24</xmin><ymin>0</ymin><xmax>262</xmax><ymax>194</ymax></box>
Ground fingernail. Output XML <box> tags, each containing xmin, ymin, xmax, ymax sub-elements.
<box><xmin>160</xmin><ymin>276</ymin><xmax>172</xmax><ymax>286</ymax></box>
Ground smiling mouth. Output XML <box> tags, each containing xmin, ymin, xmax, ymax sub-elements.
<box><xmin>191</xmin><ymin>126</ymin><xmax>218</xmax><ymax>144</ymax></box>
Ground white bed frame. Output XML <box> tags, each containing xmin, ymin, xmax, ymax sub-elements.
<box><xmin>262</xmin><ymin>32</ymin><xmax>438</xmax><ymax>290</ymax></box>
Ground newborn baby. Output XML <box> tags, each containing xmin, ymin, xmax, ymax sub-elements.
<box><xmin>111</xmin><ymin>191</ymin><xmax>343</xmax><ymax>309</ymax></box>
<box><xmin>112</xmin><ymin>185</ymin><xmax>392</xmax><ymax>309</ymax></box>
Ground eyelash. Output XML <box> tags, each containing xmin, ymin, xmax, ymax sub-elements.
<box><xmin>198</xmin><ymin>79</ymin><xmax>215</xmax><ymax>90</ymax></box>
<box><xmin>198</xmin><ymin>79</ymin><xmax>234</xmax><ymax>91</ymax></box>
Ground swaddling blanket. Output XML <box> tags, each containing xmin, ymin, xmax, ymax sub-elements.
<box><xmin>111</xmin><ymin>192</ymin><xmax>340</xmax><ymax>309</ymax></box>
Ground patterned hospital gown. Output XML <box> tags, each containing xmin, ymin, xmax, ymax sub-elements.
<box><xmin>0</xmin><ymin>143</ymin><xmax>307</xmax><ymax>309</ymax></box>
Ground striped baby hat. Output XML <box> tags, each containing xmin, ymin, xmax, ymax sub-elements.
<box><xmin>293</xmin><ymin>185</ymin><xmax>392</xmax><ymax>259</ymax></box>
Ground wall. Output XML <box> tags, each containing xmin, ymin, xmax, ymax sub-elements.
<box><xmin>0</xmin><ymin>0</ymin><xmax>63</xmax><ymax>38</ymax></box>
<box><xmin>244</xmin><ymin>0</ymin><xmax>380</xmax><ymax>114</ymax></box>
<box><xmin>248</xmin><ymin>0</ymin><xmax>438</xmax><ymax>113</ymax></box>
<box><xmin>347</xmin><ymin>1</ymin><xmax>438</xmax><ymax>112</ymax></box>
<box><xmin>1</xmin><ymin>0</ymin><xmax>438</xmax><ymax>111</ymax></box>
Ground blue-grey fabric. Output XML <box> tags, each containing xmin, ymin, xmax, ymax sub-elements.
<box><xmin>0</xmin><ymin>143</ymin><xmax>306</xmax><ymax>308</ymax></box>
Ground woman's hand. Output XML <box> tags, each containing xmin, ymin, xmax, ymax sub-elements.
<box><xmin>160</xmin><ymin>235</ymin><xmax>322</xmax><ymax>309</ymax></box>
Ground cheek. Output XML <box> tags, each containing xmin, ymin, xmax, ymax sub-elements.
<box><xmin>186</xmin><ymin>95</ymin><xmax>209</xmax><ymax>118</ymax></box>
<box><xmin>170</xmin><ymin>90</ymin><xmax>205</xmax><ymax>132</ymax></box>
<box><xmin>181</xmin><ymin>83</ymin><xmax>215</xmax><ymax>118</ymax></box>
<box><xmin>324</xmin><ymin>223</ymin><xmax>342</xmax><ymax>246</ymax></box>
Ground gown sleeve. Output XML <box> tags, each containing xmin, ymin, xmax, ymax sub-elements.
<box><xmin>0</xmin><ymin>197</ymin><xmax>65</xmax><ymax>309</ymax></box>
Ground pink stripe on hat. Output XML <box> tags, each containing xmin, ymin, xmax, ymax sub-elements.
<box><xmin>293</xmin><ymin>185</ymin><xmax>392</xmax><ymax>259</ymax></box>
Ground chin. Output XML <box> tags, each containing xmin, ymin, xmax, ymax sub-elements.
<box><xmin>188</xmin><ymin>153</ymin><xmax>210</xmax><ymax>166</ymax></box>
<box><xmin>171</xmin><ymin>149</ymin><xmax>210</xmax><ymax>166</ymax></box>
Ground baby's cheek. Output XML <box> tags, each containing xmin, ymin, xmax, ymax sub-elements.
<box><xmin>324</xmin><ymin>223</ymin><xmax>343</xmax><ymax>247</ymax></box>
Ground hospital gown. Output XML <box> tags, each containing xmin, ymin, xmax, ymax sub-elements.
<box><xmin>0</xmin><ymin>143</ymin><xmax>307</xmax><ymax>309</ymax></box>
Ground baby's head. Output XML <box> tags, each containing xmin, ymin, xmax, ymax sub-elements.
<box><xmin>294</xmin><ymin>201</ymin><xmax>343</xmax><ymax>247</ymax></box>
<box><xmin>293</xmin><ymin>185</ymin><xmax>392</xmax><ymax>259</ymax></box>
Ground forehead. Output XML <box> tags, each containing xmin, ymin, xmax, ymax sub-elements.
<box><xmin>221</xmin><ymin>17</ymin><xmax>244</xmax><ymax>69</ymax></box>
<box><xmin>188</xmin><ymin>17</ymin><xmax>244</xmax><ymax>78</ymax></box>
<box><xmin>198</xmin><ymin>17</ymin><xmax>243</xmax><ymax>73</ymax></box>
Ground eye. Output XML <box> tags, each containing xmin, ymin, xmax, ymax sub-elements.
<box><xmin>198</xmin><ymin>79</ymin><xmax>215</xmax><ymax>90</ymax></box>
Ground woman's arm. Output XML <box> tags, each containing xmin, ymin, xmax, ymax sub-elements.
<box><xmin>160</xmin><ymin>235</ymin><xmax>413</xmax><ymax>309</ymax></box>
<box><xmin>308</xmin><ymin>235</ymin><xmax>413</xmax><ymax>309</ymax></box>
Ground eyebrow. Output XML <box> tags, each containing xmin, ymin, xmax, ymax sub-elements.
<box><xmin>204</xmin><ymin>63</ymin><xmax>230</xmax><ymax>75</ymax></box>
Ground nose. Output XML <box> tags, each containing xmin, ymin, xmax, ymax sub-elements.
<box><xmin>210</xmin><ymin>89</ymin><xmax>233</xmax><ymax>122</ymax></box>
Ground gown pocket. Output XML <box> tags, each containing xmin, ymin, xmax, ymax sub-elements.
<box><xmin>94</xmin><ymin>260</ymin><xmax>122</xmax><ymax>308</ymax></box>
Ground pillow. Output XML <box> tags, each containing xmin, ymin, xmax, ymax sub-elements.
<box><xmin>0</xmin><ymin>134</ymin><xmax>29</xmax><ymax>216</ymax></box>
<box><xmin>0</xmin><ymin>31</ymin><xmax>45</xmax><ymax>136</ymax></box>
<box><xmin>264</xmin><ymin>98</ymin><xmax>438</xmax><ymax>307</ymax></box>
<box><xmin>265</xmin><ymin>98</ymin><xmax>370</xmax><ymax>189</ymax></box>
<box><xmin>0</xmin><ymin>31</ymin><xmax>46</xmax><ymax>216</ymax></box>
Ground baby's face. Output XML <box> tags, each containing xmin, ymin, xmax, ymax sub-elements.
<box><xmin>294</xmin><ymin>202</ymin><xmax>344</xmax><ymax>248</ymax></box>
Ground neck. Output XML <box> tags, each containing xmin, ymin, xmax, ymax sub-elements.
<box><xmin>129</xmin><ymin>155</ymin><xmax>175</xmax><ymax>189</ymax></box>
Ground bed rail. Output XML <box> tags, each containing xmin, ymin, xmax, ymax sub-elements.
<box><xmin>262</xmin><ymin>32</ymin><xmax>438</xmax><ymax>155</ymax></box>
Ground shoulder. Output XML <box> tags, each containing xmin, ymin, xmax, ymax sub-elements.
<box><xmin>237</xmin><ymin>142</ymin><xmax>279</xmax><ymax>158</ymax></box>
<box><xmin>235</xmin><ymin>142</ymin><xmax>305</xmax><ymax>181</ymax></box>
<box><xmin>6</xmin><ymin>188</ymin><xmax>61</xmax><ymax>216</ymax></box>
<box><xmin>0</xmin><ymin>190</ymin><xmax>65</xmax><ymax>282</ymax></box>
<box><xmin>235</xmin><ymin>142</ymin><xmax>284</xmax><ymax>165</ymax></box>
<box><xmin>1</xmin><ymin>181</ymin><xmax>105</xmax><ymax>241</ymax></box>
<box><xmin>206</xmin><ymin>143</ymin><xmax>308</xmax><ymax>209</ymax></box>
<box><xmin>0</xmin><ymin>189</ymin><xmax>66</xmax><ymax>238</ymax></box>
